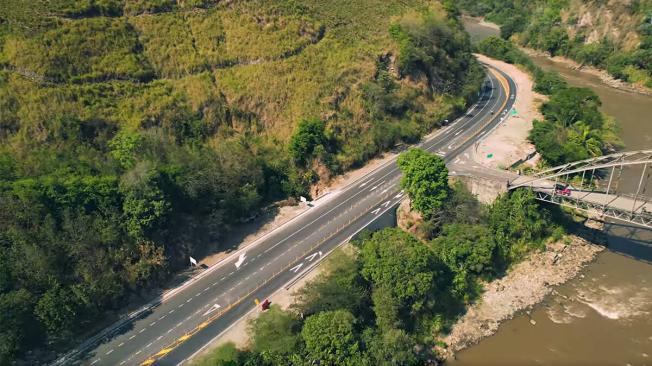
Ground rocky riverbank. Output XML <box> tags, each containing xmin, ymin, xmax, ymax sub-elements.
<box><xmin>438</xmin><ymin>227</ymin><xmax>605</xmax><ymax>361</ymax></box>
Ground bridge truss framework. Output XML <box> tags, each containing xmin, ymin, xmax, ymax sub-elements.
<box><xmin>508</xmin><ymin>150</ymin><xmax>652</xmax><ymax>229</ymax></box>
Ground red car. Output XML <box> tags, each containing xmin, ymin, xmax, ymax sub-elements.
<box><xmin>555</xmin><ymin>184</ymin><xmax>571</xmax><ymax>196</ymax></box>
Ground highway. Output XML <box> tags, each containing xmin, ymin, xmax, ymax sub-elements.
<box><xmin>61</xmin><ymin>63</ymin><xmax>515</xmax><ymax>366</ymax></box>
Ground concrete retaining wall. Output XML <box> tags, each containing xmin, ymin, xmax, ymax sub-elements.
<box><xmin>453</xmin><ymin>175</ymin><xmax>508</xmax><ymax>204</ymax></box>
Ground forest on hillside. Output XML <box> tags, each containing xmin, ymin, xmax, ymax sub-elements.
<box><xmin>0</xmin><ymin>0</ymin><xmax>483</xmax><ymax>363</ymax></box>
<box><xmin>459</xmin><ymin>0</ymin><xmax>652</xmax><ymax>89</ymax></box>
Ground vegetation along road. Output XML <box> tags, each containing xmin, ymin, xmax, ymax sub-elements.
<box><xmin>53</xmin><ymin>64</ymin><xmax>514</xmax><ymax>366</ymax></box>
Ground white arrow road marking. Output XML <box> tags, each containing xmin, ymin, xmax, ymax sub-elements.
<box><xmin>371</xmin><ymin>207</ymin><xmax>381</xmax><ymax>215</ymax></box>
<box><xmin>235</xmin><ymin>252</ymin><xmax>246</xmax><ymax>269</ymax></box>
<box><xmin>306</xmin><ymin>251</ymin><xmax>323</xmax><ymax>262</ymax></box>
<box><xmin>395</xmin><ymin>190</ymin><xmax>404</xmax><ymax>199</ymax></box>
<box><xmin>448</xmin><ymin>144</ymin><xmax>454</xmax><ymax>150</ymax></box>
<box><xmin>290</xmin><ymin>263</ymin><xmax>304</xmax><ymax>273</ymax></box>
<box><xmin>202</xmin><ymin>303</ymin><xmax>221</xmax><ymax>316</ymax></box>
<box><xmin>437</xmin><ymin>151</ymin><xmax>446</xmax><ymax>156</ymax></box>
<box><xmin>381</xmin><ymin>201</ymin><xmax>391</xmax><ymax>208</ymax></box>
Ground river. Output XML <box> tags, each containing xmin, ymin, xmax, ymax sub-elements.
<box><xmin>451</xmin><ymin>17</ymin><xmax>652</xmax><ymax>366</ymax></box>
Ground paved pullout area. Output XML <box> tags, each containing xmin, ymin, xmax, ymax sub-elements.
<box><xmin>56</xmin><ymin>64</ymin><xmax>513</xmax><ymax>366</ymax></box>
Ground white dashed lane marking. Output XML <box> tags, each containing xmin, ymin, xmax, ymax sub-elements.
<box><xmin>90</xmin><ymin>359</ymin><xmax>99</xmax><ymax>365</ymax></box>
<box><xmin>118</xmin><ymin>342</ymin><xmax>124</xmax><ymax>347</ymax></box>
<box><xmin>129</xmin><ymin>335</ymin><xmax>136</xmax><ymax>340</ymax></box>
<box><xmin>149</xmin><ymin>321</ymin><xmax>156</xmax><ymax>327</ymax></box>
<box><xmin>139</xmin><ymin>329</ymin><xmax>145</xmax><ymax>334</ymax></box>
<box><xmin>106</xmin><ymin>349</ymin><xmax>114</xmax><ymax>355</ymax></box>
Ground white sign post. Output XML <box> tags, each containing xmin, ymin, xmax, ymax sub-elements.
<box><xmin>299</xmin><ymin>196</ymin><xmax>307</xmax><ymax>203</ymax></box>
<box><xmin>189</xmin><ymin>256</ymin><xmax>198</xmax><ymax>266</ymax></box>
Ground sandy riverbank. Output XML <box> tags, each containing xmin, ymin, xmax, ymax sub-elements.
<box><xmin>473</xmin><ymin>54</ymin><xmax>544</xmax><ymax>170</ymax></box>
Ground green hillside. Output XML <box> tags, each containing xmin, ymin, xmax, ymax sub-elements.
<box><xmin>0</xmin><ymin>0</ymin><xmax>482</xmax><ymax>363</ymax></box>
<box><xmin>459</xmin><ymin>0</ymin><xmax>652</xmax><ymax>89</ymax></box>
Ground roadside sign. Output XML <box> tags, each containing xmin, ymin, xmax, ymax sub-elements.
<box><xmin>189</xmin><ymin>256</ymin><xmax>197</xmax><ymax>266</ymax></box>
<box><xmin>487</xmin><ymin>153</ymin><xmax>493</xmax><ymax>158</ymax></box>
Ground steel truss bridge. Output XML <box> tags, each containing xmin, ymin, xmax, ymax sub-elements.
<box><xmin>508</xmin><ymin>150</ymin><xmax>652</xmax><ymax>229</ymax></box>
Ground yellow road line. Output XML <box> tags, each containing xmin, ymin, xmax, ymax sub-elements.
<box><xmin>136</xmin><ymin>66</ymin><xmax>512</xmax><ymax>366</ymax></box>
<box><xmin>449</xmin><ymin>65</ymin><xmax>511</xmax><ymax>154</ymax></box>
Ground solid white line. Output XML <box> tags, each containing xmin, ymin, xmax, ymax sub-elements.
<box><xmin>177</xmin><ymin>72</ymin><xmax>507</xmax><ymax>366</ymax></box>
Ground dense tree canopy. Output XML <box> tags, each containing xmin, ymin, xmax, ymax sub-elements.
<box><xmin>397</xmin><ymin>149</ymin><xmax>449</xmax><ymax>218</ymax></box>
<box><xmin>301</xmin><ymin>310</ymin><xmax>364</xmax><ymax>366</ymax></box>
<box><xmin>0</xmin><ymin>0</ymin><xmax>483</xmax><ymax>362</ymax></box>
<box><xmin>459</xmin><ymin>0</ymin><xmax>652</xmax><ymax>88</ymax></box>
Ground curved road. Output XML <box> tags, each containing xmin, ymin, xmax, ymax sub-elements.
<box><xmin>61</xmin><ymin>64</ymin><xmax>515</xmax><ymax>366</ymax></box>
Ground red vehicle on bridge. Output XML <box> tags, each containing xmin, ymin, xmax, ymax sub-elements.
<box><xmin>555</xmin><ymin>183</ymin><xmax>571</xmax><ymax>196</ymax></box>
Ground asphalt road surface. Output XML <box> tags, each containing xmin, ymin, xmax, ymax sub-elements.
<box><xmin>59</xmin><ymin>63</ymin><xmax>515</xmax><ymax>366</ymax></box>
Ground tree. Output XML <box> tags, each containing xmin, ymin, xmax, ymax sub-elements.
<box><xmin>248</xmin><ymin>305</ymin><xmax>300</xmax><ymax>355</ymax></box>
<box><xmin>364</xmin><ymin>328</ymin><xmax>419</xmax><ymax>366</ymax></box>
<box><xmin>34</xmin><ymin>280</ymin><xmax>80</xmax><ymax>336</ymax></box>
<box><xmin>119</xmin><ymin>161</ymin><xmax>170</xmax><ymax>239</ymax></box>
<box><xmin>431</xmin><ymin>224</ymin><xmax>497</xmax><ymax>299</ymax></box>
<box><xmin>397</xmin><ymin>148</ymin><xmax>449</xmax><ymax>218</ymax></box>
<box><xmin>541</xmin><ymin>87</ymin><xmax>603</xmax><ymax>128</ymax></box>
<box><xmin>291</xmin><ymin>250</ymin><xmax>368</xmax><ymax>317</ymax></box>
<box><xmin>289</xmin><ymin>118</ymin><xmax>327</xmax><ymax>166</ymax></box>
<box><xmin>0</xmin><ymin>290</ymin><xmax>37</xmax><ymax>364</ymax></box>
<box><xmin>359</xmin><ymin>228</ymin><xmax>447</xmax><ymax>328</ymax></box>
<box><xmin>301</xmin><ymin>310</ymin><xmax>365</xmax><ymax>366</ymax></box>
<box><xmin>488</xmin><ymin>189</ymin><xmax>551</xmax><ymax>261</ymax></box>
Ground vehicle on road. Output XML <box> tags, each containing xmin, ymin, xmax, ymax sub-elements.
<box><xmin>555</xmin><ymin>183</ymin><xmax>571</xmax><ymax>196</ymax></box>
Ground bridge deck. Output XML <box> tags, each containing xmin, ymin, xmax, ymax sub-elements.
<box><xmin>509</xmin><ymin>176</ymin><xmax>652</xmax><ymax>215</ymax></box>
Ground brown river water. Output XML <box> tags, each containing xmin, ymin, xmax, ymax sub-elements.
<box><xmin>450</xmin><ymin>18</ymin><xmax>652</xmax><ymax>366</ymax></box>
